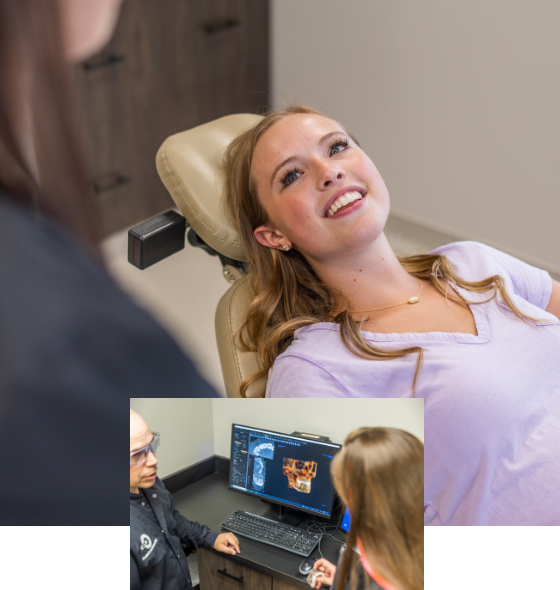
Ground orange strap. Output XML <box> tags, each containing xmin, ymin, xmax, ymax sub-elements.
<box><xmin>356</xmin><ymin>538</ymin><xmax>398</xmax><ymax>590</ymax></box>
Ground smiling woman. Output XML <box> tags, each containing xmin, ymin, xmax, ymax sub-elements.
<box><xmin>225</xmin><ymin>106</ymin><xmax>559</xmax><ymax>398</ymax></box>
<box><xmin>224</xmin><ymin>106</ymin><xmax>560</xmax><ymax>526</ymax></box>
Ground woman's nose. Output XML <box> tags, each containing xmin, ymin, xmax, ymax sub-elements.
<box><xmin>320</xmin><ymin>167</ymin><xmax>345</xmax><ymax>188</ymax></box>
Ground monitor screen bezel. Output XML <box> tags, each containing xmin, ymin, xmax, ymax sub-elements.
<box><xmin>337</xmin><ymin>505</ymin><xmax>351</xmax><ymax>535</ymax></box>
<box><xmin>228</xmin><ymin>423</ymin><xmax>342</xmax><ymax>519</ymax></box>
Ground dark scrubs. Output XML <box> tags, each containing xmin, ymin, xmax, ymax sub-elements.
<box><xmin>0</xmin><ymin>194</ymin><xmax>217</xmax><ymax>525</ymax></box>
<box><xmin>130</xmin><ymin>477</ymin><xmax>218</xmax><ymax>590</ymax></box>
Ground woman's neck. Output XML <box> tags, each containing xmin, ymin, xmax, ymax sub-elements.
<box><xmin>308</xmin><ymin>232</ymin><xmax>418</xmax><ymax>313</ymax></box>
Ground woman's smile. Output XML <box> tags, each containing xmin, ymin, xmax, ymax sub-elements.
<box><xmin>325</xmin><ymin>188</ymin><xmax>366</xmax><ymax>217</ymax></box>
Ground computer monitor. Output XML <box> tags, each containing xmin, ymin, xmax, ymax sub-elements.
<box><xmin>229</xmin><ymin>424</ymin><xmax>341</xmax><ymax>519</ymax></box>
<box><xmin>338</xmin><ymin>506</ymin><xmax>351</xmax><ymax>534</ymax></box>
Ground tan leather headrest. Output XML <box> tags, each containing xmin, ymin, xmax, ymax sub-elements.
<box><xmin>215</xmin><ymin>275</ymin><xmax>267</xmax><ymax>398</ymax></box>
<box><xmin>156</xmin><ymin>114</ymin><xmax>263</xmax><ymax>262</ymax></box>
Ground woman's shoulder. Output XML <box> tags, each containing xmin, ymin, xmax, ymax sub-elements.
<box><xmin>278</xmin><ymin>323</ymin><xmax>349</xmax><ymax>363</ymax></box>
<box><xmin>428</xmin><ymin>240</ymin><xmax>508</xmax><ymax>277</ymax></box>
<box><xmin>429</xmin><ymin>240</ymin><xmax>552</xmax><ymax>308</ymax></box>
<box><xmin>0</xmin><ymin>192</ymin><xmax>115</xmax><ymax>291</ymax></box>
<box><xmin>266</xmin><ymin>324</ymin><xmax>354</xmax><ymax>398</ymax></box>
<box><xmin>0</xmin><ymin>193</ymin><xmax>217</xmax><ymax>399</ymax></box>
<box><xmin>0</xmin><ymin>194</ymin><xmax>143</xmax><ymax>335</ymax></box>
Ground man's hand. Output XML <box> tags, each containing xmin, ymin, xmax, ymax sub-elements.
<box><xmin>312</xmin><ymin>558</ymin><xmax>337</xmax><ymax>588</ymax></box>
<box><xmin>214</xmin><ymin>532</ymin><xmax>241</xmax><ymax>555</ymax></box>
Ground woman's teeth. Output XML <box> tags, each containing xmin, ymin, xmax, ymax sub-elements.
<box><xmin>326</xmin><ymin>191</ymin><xmax>363</xmax><ymax>217</ymax></box>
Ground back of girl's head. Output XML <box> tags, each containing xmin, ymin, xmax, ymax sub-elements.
<box><xmin>0</xmin><ymin>0</ymin><xmax>100</xmax><ymax>246</ymax></box>
<box><xmin>331</xmin><ymin>427</ymin><xmax>424</xmax><ymax>590</ymax></box>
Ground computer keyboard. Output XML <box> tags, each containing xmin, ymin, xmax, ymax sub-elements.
<box><xmin>220</xmin><ymin>510</ymin><xmax>321</xmax><ymax>557</ymax></box>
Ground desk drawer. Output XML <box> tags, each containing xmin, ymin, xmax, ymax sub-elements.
<box><xmin>198</xmin><ymin>548</ymin><xmax>272</xmax><ymax>590</ymax></box>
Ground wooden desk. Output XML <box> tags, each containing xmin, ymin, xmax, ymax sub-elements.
<box><xmin>172</xmin><ymin>473</ymin><xmax>344</xmax><ymax>590</ymax></box>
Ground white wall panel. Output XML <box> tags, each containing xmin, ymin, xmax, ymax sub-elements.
<box><xmin>272</xmin><ymin>0</ymin><xmax>560</xmax><ymax>274</ymax></box>
<box><xmin>130</xmin><ymin>398</ymin><xmax>215</xmax><ymax>477</ymax></box>
<box><xmin>211</xmin><ymin>399</ymin><xmax>424</xmax><ymax>458</ymax></box>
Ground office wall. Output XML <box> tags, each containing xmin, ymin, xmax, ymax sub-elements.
<box><xmin>272</xmin><ymin>0</ymin><xmax>560</xmax><ymax>275</ymax></box>
<box><xmin>130</xmin><ymin>399</ymin><xmax>423</xmax><ymax>472</ymax></box>
<box><xmin>211</xmin><ymin>399</ymin><xmax>424</xmax><ymax>458</ymax></box>
<box><xmin>130</xmin><ymin>398</ymin><xmax>215</xmax><ymax>478</ymax></box>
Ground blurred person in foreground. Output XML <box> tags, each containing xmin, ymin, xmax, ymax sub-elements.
<box><xmin>130</xmin><ymin>410</ymin><xmax>239</xmax><ymax>590</ymax></box>
<box><xmin>309</xmin><ymin>428</ymin><xmax>423</xmax><ymax>590</ymax></box>
<box><xmin>0</xmin><ymin>0</ymin><xmax>217</xmax><ymax>526</ymax></box>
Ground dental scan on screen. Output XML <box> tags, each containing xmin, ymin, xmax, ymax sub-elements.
<box><xmin>283</xmin><ymin>458</ymin><xmax>317</xmax><ymax>494</ymax></box>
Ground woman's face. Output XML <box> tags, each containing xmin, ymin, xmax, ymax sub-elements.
<box><xmin>250</xmin><ymin>113</ymin><xmax>390</xmax><ymax>264</ymax></box>
<box><xmin>59</xmin><ymin>0</ymin><xmax>124</xmax><ymax>62</ymax></box>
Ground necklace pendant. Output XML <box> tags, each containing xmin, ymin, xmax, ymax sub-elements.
<box><xmin>408</xmin><ymin>297</ymin><xmax>419</xmax><ymax>304</ymax></box>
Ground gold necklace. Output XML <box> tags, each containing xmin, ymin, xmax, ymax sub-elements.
<box><xmin>350</xmin><ymin>278</ymin><xmax>423</xmax><ymax>313</ymax></box>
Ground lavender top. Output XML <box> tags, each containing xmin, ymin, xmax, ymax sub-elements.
<box><xmin>266</xmin><ymin>242</ymin><xmax>560</xmax><ymax>525</ymax></box>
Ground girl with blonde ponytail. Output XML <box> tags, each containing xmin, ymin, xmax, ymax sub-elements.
<box><xmin>224</xmin><ymin>106</ymin><xmax>560</xmax><ymax>525</ymax></box>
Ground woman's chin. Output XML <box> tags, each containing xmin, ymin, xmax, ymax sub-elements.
<box><xmin>341</xmin><ymin>219</ymin><xmax>386</xmax><ymax>252</ymax></box>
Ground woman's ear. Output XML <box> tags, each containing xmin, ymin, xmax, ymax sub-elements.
<box><xmin>254</xmin><ymin>225</ymin><xmax>292</xmax><ymax>251</ymax></box>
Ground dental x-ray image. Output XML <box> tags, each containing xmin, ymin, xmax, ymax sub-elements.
<box><xmin>282</xmin><ymin>458</ymin><xmax>317</xmax><ymax>494</ymax></box>
<box><xmin>252</xmin><ymin>457</ymin><xmax>266</xmax><ymax>491</ymax></box>
<box><xmin>249</xmin><ymin>437</ymin><xmax>275</xmax><ymax>459</ymax></box>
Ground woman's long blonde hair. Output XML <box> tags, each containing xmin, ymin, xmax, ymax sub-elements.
<box><xmin>225</xmin><ymin>106</ymin><xmax>536</xmax><ymax>398</ymax></box>
<box><xmin>330</xmin><ymin>427</ymin><xmax>424</xmax><ymax>590</ymax></box>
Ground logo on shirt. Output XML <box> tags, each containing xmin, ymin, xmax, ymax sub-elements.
<box><xmin>140</xmin><ymin>534</ymin><xmax>158</xmax><ymax>561</ymax></box>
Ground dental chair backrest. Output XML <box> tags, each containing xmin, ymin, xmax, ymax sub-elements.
<box><xmin>156</xmin><ymin>114</ymin><xmax>266</xmax><ymax>398</ymax></box>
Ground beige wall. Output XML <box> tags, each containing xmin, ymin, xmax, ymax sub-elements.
<box><xmin>272</xmin><ymin>0</ymin><xmax>560</xmax><ymax>275</ymax></box>
<box><xmin>130</xmin><ymin>399</ymin><xmax>424</xmax><ymax>474</ymax></box>
<box><xmin>211</xmin><ymin>399</ymin><xmax>423</xmax><ymax>458</ymax></box>
<box><xmin>130</xmin><ymin>398</ymin><xmax>215</xmax><ymax>478</ymax></box>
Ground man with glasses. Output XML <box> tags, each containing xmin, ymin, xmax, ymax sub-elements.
<box><xmin>130</xmin><ymin>410</ymin><xmax>240</xmax><ymax>590</ymax></box>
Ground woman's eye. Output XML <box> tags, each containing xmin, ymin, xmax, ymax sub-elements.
<box><xmin>329</xmin><ymin>140</ymin><xmax>349</xmax><ymax>157</ymax></box>
<box><xmin>281</xmin><ymin>169</ymin><xmax>301</xmax><ymax>186</ymax></box>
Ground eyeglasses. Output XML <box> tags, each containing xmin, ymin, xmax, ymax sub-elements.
<box><xmin>130</xmin><ymin>432</ymin><xmax>160</xmax><ymax>466</ymax></box>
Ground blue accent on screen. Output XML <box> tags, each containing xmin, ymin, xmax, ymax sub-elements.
<box><xmin>340</xmin><ymin>507</ymin><xmax>351</xmax><ymax>533</ymax></box>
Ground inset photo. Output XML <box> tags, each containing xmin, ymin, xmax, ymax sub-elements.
<box><xmin>130</xmin><ymin>398</ymin><xmax>424</xmax><ymax>590</ymax></box>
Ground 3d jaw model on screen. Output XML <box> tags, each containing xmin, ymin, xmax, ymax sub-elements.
<box><xmin>250</xmin><ymin>438</ymin><xmax>274</xmax><ymax>459</ymax></box>
<box><xmin>282</xmin><ymin>458</ymin><xmax>317</xmax><ymax>493</ymax></box>
<box><xmin>252</xmin><ymin>457</ymin><xmax>266</xmax><ymax>491</ymax></box>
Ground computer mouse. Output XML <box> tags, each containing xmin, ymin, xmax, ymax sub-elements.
<box><xmin>299</xmin><ymin>558</ymin><xmax>316</xmax><ymax>575</ymax></box>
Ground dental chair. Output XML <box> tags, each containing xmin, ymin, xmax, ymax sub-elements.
<box><xmin>135</xmin><ymin>114</ymin><xmax>266</xmax><ymax>397</ymax></box>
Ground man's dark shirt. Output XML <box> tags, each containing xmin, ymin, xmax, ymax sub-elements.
<box><xmin>130</xmin><ymin>478</ymin><xmax>218</xmax><ymax>590</ymax></box>
<box><xmin>0</xmin><ymin>194</ymin><xmax>217</xmax><ymax>525</ymax></box>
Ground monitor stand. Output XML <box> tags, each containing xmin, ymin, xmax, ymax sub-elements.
<box><xmin>261</xmin><ymin>502</ymin><xmax>305</xmax><ymax>528</ymax></box>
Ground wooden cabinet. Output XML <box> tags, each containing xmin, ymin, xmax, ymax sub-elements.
<box><xmin>271</xmin><ymin>579</ymin><xmax>305</xmax><ymax>590</ymax></box>
<box><xmin>198</xmin><ymin>549</ymin><xmax>301</xmax><ymax>590</ymax></box>
<box><xmin>75</xmin><ymin>0</ymin><xmax>269</xmax><ymax>236</ymax></box>
<box><xmin>198</xmin><ymin>548</ymin><xmax>272</xmax><ymax>590</ymax></box>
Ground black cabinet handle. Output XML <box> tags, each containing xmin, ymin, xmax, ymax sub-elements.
<box><xmin>217</xmin><ymin>567</ymin><xmax>244</xmax><ymax>583</ymax></box>
<box><xmin>202</xmin><ymin>18</ymin><xmax>240</xmax><ymax>34</ymax></box>
<box><xmin>83</xmin><ymin>54</ymin><xmax>125</xmax><ymax>71</ymax></box>
<box><xmin>93</xmin><ymin>174</ymin><xmax>130</xmax><ymax>193</ymax></box>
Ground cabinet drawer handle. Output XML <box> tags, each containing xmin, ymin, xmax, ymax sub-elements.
<box><xmin>83</xmin><ymin>54</ymin><xmax>125</xmax><ymax>71</ymax></box>
<box><xmin>217</xmin><ymin>567</ymin><xmax>244</xmax><ymax>583</ymax></box>
<box><xmin>93</xmin><ymin>174</ymin><xmax>130</xmax><ymax>193</ymax></box>
<box><xmin>202</xmin><ymin>18</ymin><xmax>240</xmax><ymax>34</ymax></box>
